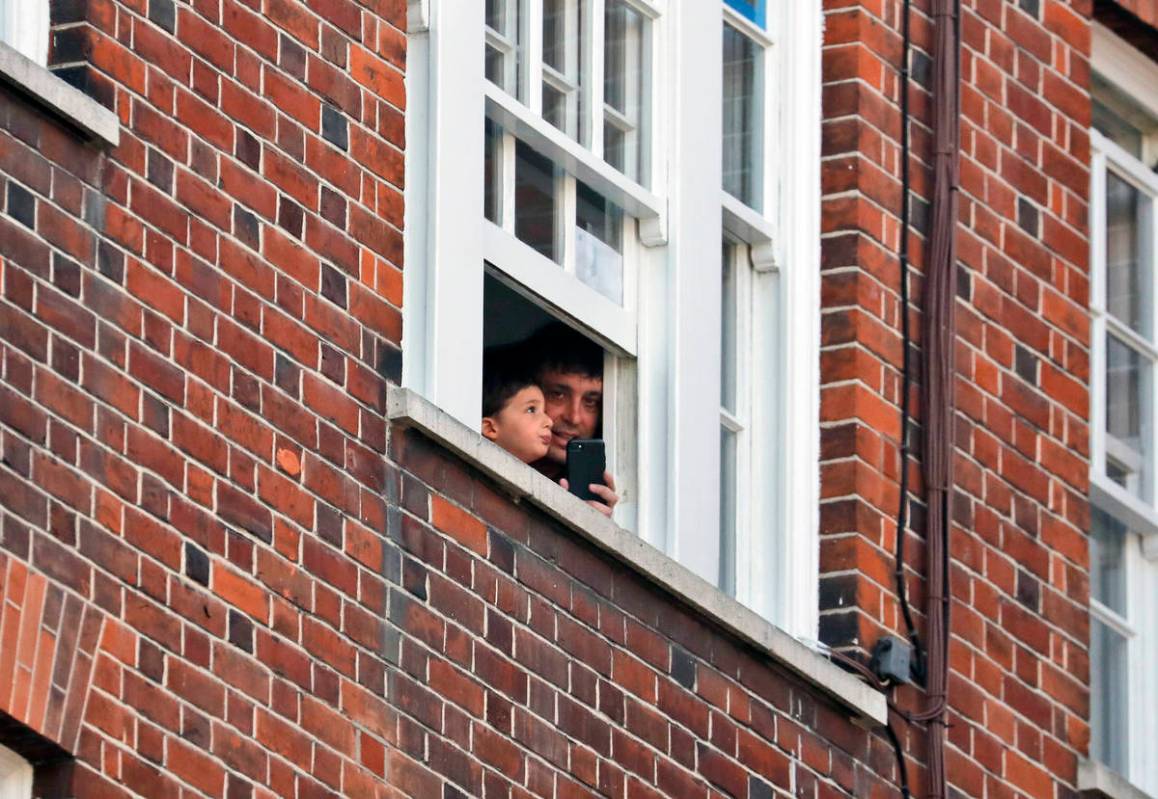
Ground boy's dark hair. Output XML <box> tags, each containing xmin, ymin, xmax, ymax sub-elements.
<box><xmin>525</xmin><ymin>321</ymin><xmax>603</xmax><ymax>380</ymax></box>
<box><xmin>482</xmin><ymin>344</ymin><xmax>539</xmax><ymax>418</ymax></box>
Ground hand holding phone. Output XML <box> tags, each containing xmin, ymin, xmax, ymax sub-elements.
<box><xmin>566</xmin><ymin>439</ymin><xmax>606</xmax><ymax>502</ymax></box>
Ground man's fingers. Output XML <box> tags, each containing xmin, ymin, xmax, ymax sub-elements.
<box><xmin>558</xmin><ymin>474</ymin><xmax>619</xmax><ymax>517</ymax></box>
<box><xmin>587</xmin><ymin>500</ymin><xmax>614</xmax><ymax>517</ymax></box>
<box><xmin>588</xmin><ymin>483</ymin><xmax>620</xmax><ymax>509</ymax></box>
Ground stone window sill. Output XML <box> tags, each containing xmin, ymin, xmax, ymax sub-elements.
<box><xmin>387</xmin><ymin>386</ymin><xmax>888</xmax><ymax>727</ymax></box>
<box><xmin>0</xmin><ymin>41</ymin><xmax>119</xmax><ymax>147</ymax></box>
<box><xmin>1079</xmin><ymin>759</ymin><xmax>1156</xmax><ymax>799</ymax></box>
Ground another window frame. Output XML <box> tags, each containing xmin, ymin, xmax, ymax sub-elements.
<box><xmin>1088</xmin><ymin>22</ymin><xmax>1158</xmax><ymax>796</ymax></box>
<box><xmin>712</xmin><ymin>0</ymin><xmax>820</xmax><ymax>634</ymax></box>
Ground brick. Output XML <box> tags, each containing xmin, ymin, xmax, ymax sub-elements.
<box><xmin>217</xmin><ymin>482</ymin><xmax>273</xmax><ymax>543</ymax></box>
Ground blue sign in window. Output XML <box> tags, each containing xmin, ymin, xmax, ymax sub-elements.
<box><xmin>725</xmin><ymin>0</ymin><xmax>766</xmax><ymax>29</ymax></box>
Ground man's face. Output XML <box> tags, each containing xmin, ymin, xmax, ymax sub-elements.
<box><xmin>539</xmin><ymin>369</ymin><xmax>602</xmax><ymax>464</ymax></box>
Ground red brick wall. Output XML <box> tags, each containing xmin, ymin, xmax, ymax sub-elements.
<box><xmin>819</xmin><ymin>0</ymin><xmax>1093</xmax><ymax>796</ymax></box>
<box><xmin>387</xmin><ymin>427</ymin><xmax>904</xmax><ymax>799</ymax></box>
<box><xmin>0</xmin><ymin>1</ymin><xmax>1104</xmax><ymax>799</ymax></box>
<box><xmin>0</xmin><ymin>0</ymin><xmax>405</xmax><ymax>794</ymax></box>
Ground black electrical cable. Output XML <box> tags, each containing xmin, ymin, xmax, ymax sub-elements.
<box><xmin>895</xmin><ymin>0</ymin><xmax>924</xmax><ymax>683</ymax></box>
<box><xmin>885</xmin><ymin>721</ymin><xmax>912</xmax><ymax>799</ymax></box>
<box><xmin>826</xmin><ymin>649</ymin><xmax>911</xmax><ymax>799</ymax></box>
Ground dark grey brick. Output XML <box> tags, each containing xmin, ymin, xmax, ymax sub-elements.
<box><xmin>6</xmin><ymin>181</ymin><xmax>35</xmax><ymax>228</ymax></box>
<box><xmin>321</xmin><ymin>263</ymin><xmax>347</xmax><ymax>307</ymax></box>
<box><xmin>1014</xmin><ymin>344</ymin><xmax>1037</xmax><ymax>385</ymax></box>
<box><xmin>147</xmin><ymin>148</ymin><xmax>174</xmax><ymax>193</ymax></box>
<box><xmin>228</xmin><ymin>609</ymin><xmax>254</xmax><ymax>653</ymax></box>
<box><xmin>749</xmin><ymin>777</ymin><xmax>774</xmax><ymax>799</ymax></box>
<box><xmin>322</xmin><ymin>105</ymin><xmax>348</xmax><ymax>151</ymax></box>
<box><xmin>670</xmin><ymin>646</ymin><xmax>696</xmax><ymax>690</ymax></box>
<box><xmin>1017</xmin><ymin>196</ymin><xmax>1039</xmax><ymax>237</ymax></box>
<box><xmin>277</xmin><ymin>197</ymin><xmax>303</xmax><ymax>238</ymax></box>
<box><xmin>236</xmin><ymin>130</ymin><xmax>261</xmax><ymax>171</ymax></box>
<box><xmin>149</xmin><ymin>0</ymin><xmax>176</xmax><ymax>33</ymax></box>
<box><xmin>185</xmin><ymin>542</ymin><xmax>209</xmax><ymax>586</ymax></box>
<box><xmin>234</xmin><ymin>205</ymin><xmax>260</xmax><ymax>250</ymax></box>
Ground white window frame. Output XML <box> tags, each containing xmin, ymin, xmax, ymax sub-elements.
<box><xmin>404</xmin><ymin>0</ymin><xmax>820</xmax><ymax>638</ymax></box>
<box><xmin>1089</xmin><ymin>22</ymin><xmax>1158</xmax><ymax>796</ymax></box>
<box><xmin>0</xmin><ymin>0</ymin><xmax>49</xmax><ymax>66</ymax></box>
<box><xmin>600</xmin><ymin>0</ymin><xmax>652</xmax><ymax>184</ymax></box>
<box><xmin>712</xmin><ymin>1</ymin><xmax>819</xmax><ymax>634</ymax></box>
<box><xmin>721</xmin><ymin>6</ymin><xmax>770</xmax><ymax>214</ymax></box>
<box><xmin>498</xmin><ymin>0</ymin><xmax>659</xmax><ymax>182</ymax></box>
<box><xmin>0</xmin><ymin>745</ymin><xmax>32</xmax><ymax>799</ymax></box>
<box><xmin>1090</xmin><ymin>130</ymin><xmax>1158</xmax><ymax>536</ymax></box>
<box><xmin>485</xmin><ymin>0</ymin><xmax>521</xmax><ymax>96</ymax></box>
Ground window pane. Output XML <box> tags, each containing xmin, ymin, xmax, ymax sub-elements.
<box><xmin>604</xmin><ymin>0</ymin><xmax>645</xmax><ymax>182</ymax></box>
<box><xmin>1094</xmin><ymin>96</ymin><xmax>1143</xmax><ymax>159</ymax></box>
<box><xmin>1105</xmin><ymin>334</ymin><xmax>1151</xmax><ymax>497</ymax></box>
<box><xmin>719</xmin><ymin>426</ymin><xmax>737</xmax><ymax>596</ymax></box>
<box><xmin>485</xmin><ymin>121</ymin><xmax>501</xmax><ymax>225</ymax></box>
<box><xmin>1106</xmin><ymin>459</ymin><xmax>1130</xmax><ymax>490</ymax></box>
<box><xmin>1105</xmin><ymin>171</ymin><xmax>1151</xmax><ymax>337</ymax></box>
<box><xmin>1093</xmin><ymin>73</ymin><xmax>1158</xmax><ymax>162</ymax></box>
<box><xmin>1090</xmin><ymin>617</ymin><xmax>1129</xmax><ymax>775</ymax></box>
<box><xmin>543</xmin><ymin>0</ymin><xmax>582</xmax><ymax>139</ymax></box>
<box><xmin>1091</xmin><ymin>507</ymin><xmax>1128</xmax><ymax>615</ymax></box>
<box><xmin>485</xmin><ymin>0</ymin><xmax>520</xmax><ymax>95</ymax></box>
<box><xmin>575</xmin><ymin>182</ymin><xmax>623</xmax><ymax>304</ymax></box>
<box><xmin>515</xmin><ymin>141</ymin><xmax>559</xmax><ymax>262</ymax></box>
<box><xmin>486</xmin><ymin>0</ymin><xmax>509</xmax><ymax>30</ymax></box>
<box><xmin>725</xmin><ymin>0</ymin><xmax>767</xmax><ymax>29</ymax></box>
<box><xmin>721</xmin><ymin>244</ymin><xmax>738</xmax><ymax>413</ymax></box>
<box><xmin>543</xmin><ymin>0</ymin><xmax>574</xmax><ymax>72</ymax></box>
<box><xmin>723</xmin><ymin>25</ymin><xmax>761</xmax><ymax>210</ymax></box>
<box><xmin>543</xmin><ymin>83</ymin><xmax>575</xmax><ymax>136</ymax></box>
<box><xmin>604</xmin><ymin>125</ymin><xmax>625</xmax><ymax>176</ymax></box>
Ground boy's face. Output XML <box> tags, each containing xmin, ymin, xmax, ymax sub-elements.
<box><xmin>482</xmin><ymin>385</ymin><xmax>554</xmax><ymax>463</ymax></box>
<box><xmin>538</xmin><ymin>369</ymin><xmax>602</xmax><ymax>464</ymax></box>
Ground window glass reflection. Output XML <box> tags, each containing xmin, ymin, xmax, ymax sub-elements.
<box><xmin>604</xmin><ymin>0</ymin><xmax>645</xmax><ymax>182</ymax></box>
<box><xmin>1105</xmin><ymin>334</ymin><xmax>1151</xmax><ymax>499</ymax></box>
<box><xmin>543</xmin><ymin>0</ymin><xmax>583</xmax><ymax>140</ymax></box>
<box><xmin>515</xmin><ymin>141</ymin><xmax>559</xmax><ymax>262</ymax></box>
<box><xmin>1105</xmin><ymin>171</ymin><xmax>1150</xmax><ymax>338</ymax></box>
<box><xmin>1090</xmin><ymin>616</ymin><xmax>1130</xmax><ymax>775</ymax></box>
<box><xmin>723</xmin><ymin>24</ymin><xmax>761</xmax><ymax>210</ymax></box>
<box><xmin>485</xmin><ymin>0</ymin><xmax>521</xmax><ymax>95</ymax></box>
<box><xmin>575</xmin><ymin>181</ymin><xmax>623</xmax><ymax>303</ymax></box>
<box><xmin>719</xmin><ymin>427</ymin><xmax>737</xmax><ymax>596</ymax></box>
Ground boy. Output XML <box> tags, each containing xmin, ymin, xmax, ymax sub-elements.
<box><xmin>481</xmin><ymin>348</ymin><xmax>554</xmax><ymax>464</ymax></box>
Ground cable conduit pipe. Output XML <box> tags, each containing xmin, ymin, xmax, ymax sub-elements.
<box><xmin>917</xmin><ymin>1</ymin><xmax>961</xmax><ymax>798</ymax></box>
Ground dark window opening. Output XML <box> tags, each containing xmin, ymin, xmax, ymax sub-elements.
<box><xmin>483</xmin><ymin>272</ymin><xmax>608</xmax><ymax>475</ymax></box>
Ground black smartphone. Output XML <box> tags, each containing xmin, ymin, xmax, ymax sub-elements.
<box><xmin>566</xmin><ymin>439</ymin><xmax>606</xmax><ymax>502</ymax></box>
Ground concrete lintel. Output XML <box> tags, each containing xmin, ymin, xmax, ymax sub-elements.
<box><xmin>1079</xmin><ymin>759</ymin><xmax>1156</xmax><ymax>799</ymax></box>
<box><xmin>0</xmin><ymin>41</ymin><xmax>119</xmax><ymax>147</ymax></box>
<box><xmin>387</xmin><ymin>386</ymin><xmax>889</xmax><ymax>727</ymax></box>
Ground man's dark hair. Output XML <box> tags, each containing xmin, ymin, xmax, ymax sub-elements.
<box><xmin>482</xmin><ymin>344</ymin><xmax>539</xmax><ymax>417</ymax></box>
<box><xmin>524</xmin><ymin>321</ymin><xmax>603</xmax><ymax>380</ymax></box>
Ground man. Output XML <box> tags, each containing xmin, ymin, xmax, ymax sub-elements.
<box><xmin>525</xmin><ymin>323</ymin><xmax>620</xmax><ymax>517</ymax></box>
